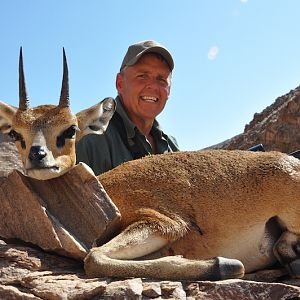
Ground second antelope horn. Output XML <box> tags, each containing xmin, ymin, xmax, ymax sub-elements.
<box><xmin>19</xmin><ymin>47</ymin><xmax>29</xmax><ymax>110</ymax></box>
<box><xmin>59</xmin><ymin>48</ymin><xmax>70</xmax><ymax>107</ymax></box>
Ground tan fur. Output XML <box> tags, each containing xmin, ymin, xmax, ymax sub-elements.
<box><xmin>83</xmin><ymin>149</ymin><xmax>300</xmax><ymax>280</ymax></box>
<box><xmin>12</xmin><ymin>105</ymin><xmax>77</xmax><ymax>167</ymax></box>
<box><xmin>0</xmin><ymin>98</ymin><xmax>115</xmax><ymax>180</ymax></box>
<box><xmin>76</xmin><ymin>98</ymin><xmax>116</xmax><ymax>140</ymax></box>
<box><xmin>0</xmin><ymin>101</ymin><xmax>17</xmax><ymax>132</ymax></box>
<box><xmin>98</xmin><ymin>150</ymin><xmax>300</xmax><ymax>273</ymax></box>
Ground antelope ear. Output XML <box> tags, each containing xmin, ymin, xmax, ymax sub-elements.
<box><xmin>75</xmin><ymin>97</ymin><xmax>116</xmax><ymax>141</ymax></box>
<box><xmin>0</xmin><ymin>101</ymin><xmax>17</xmax><ymax>133</ymax></box>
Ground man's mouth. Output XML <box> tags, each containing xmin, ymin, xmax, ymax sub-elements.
<box><xmin>140</xmin><ymin>96</ymin><xmax>158</xmax><ymax>103</ymax></box>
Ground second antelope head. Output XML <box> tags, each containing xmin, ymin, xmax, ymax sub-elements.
<box><xmin>0</xmin><ymin>48</ymin><xmax>115</xmax><ymax>180</ymax></box>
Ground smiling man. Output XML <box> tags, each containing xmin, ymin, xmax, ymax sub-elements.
<box><xmin>76</xmin><ymin>40</ymin><xmax>179</xmax><ymax>175</ymax></box>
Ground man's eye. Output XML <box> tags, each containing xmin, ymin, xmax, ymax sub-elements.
<box><xmin>137</xmin><ymin>74</ymin><xmax>147</xmax><ymax>79</ymax></box>
<box><xmin>157</xmin><ymin>76</ymin><xmax>168</xmax><ymax>85</ymax></box>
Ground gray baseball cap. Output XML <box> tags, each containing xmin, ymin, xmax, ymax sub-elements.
<box><xmin>120</xmin><ymin>40</ymin><xmax>174</xmax><ymax>72</ymax></box>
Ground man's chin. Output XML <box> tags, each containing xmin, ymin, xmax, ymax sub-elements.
<box><xmin>26</xmin><ymin>167</ymin><xmax>66</xmax><ymax>180</ymax></box>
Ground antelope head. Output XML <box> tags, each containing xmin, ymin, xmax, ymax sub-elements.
<box><xmin>0</xmin><ymin>48</ymin><xmax>115</xmax><ymax>180</ymax></box>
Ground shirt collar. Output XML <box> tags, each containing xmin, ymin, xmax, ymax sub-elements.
<box><xmin>115</xmin><ymin>96</ymin><xmax>136</xmax><ymax>139</ymax></box>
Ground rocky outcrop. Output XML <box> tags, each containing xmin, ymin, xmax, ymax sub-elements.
<box><xmin>0</xmin><ymin>141</ymin><xmax>23</xmax><ymax>179</ymax></box>
<box><xmin>0</xmin><ymin>239</ymin><xmax>299</xmax><ymax>299</ymax></box>
<box><xmin>0</xmin><ymin>164</ymin><xmax>120</xmax><ymax>260</ymax></box>
<box><xmin>211</xmin><ymin>86</ymin><xmax>300</xmax><ymax>153</ymax></box>
<box><xmin>2</xmin><ymin>85</ymin><xmax>300</xmax><ymax>299</ymax></box>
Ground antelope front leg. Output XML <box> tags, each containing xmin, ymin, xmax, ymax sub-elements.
<box><xmin>273</xmin><ymin>231</ymin><xmax>300</xmax><ymax>277</ymax></box>
<box><xmin>84</xmin><ymin>221</ymin><xmax>244</xmax><ymax>281</ymax></box>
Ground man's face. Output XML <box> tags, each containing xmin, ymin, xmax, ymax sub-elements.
<box><xmin>116</xmin><ymin>54</ymin><xmax>171</xmax><ymax>124</ymax></box>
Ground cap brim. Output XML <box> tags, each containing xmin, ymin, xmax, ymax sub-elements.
<box><xmin>125</xmin><ymin>46</ymin><xmax>174</xmax><ymax>71</ymax></box>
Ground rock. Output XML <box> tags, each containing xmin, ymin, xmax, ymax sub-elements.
<box><xmin>210</xmin><ymin>86</ymin><xmax>300</xmax><ymax>153</ymax></box>
<box><xmin>0</xmin><ymin>284</ymin><xmax>41</xmax><ymax>299</ymax></box>
<box><xmin>22</xmin><ymin>273</ymin><xmax>108</xmax><ymax>300</ymax></box>
<box><xmin>243</xmin><ymin>268</ymin><xmax>288</xmax><ymax>282</ymax></box>
<box><xmin>183</xmin><ymin>280</ymin><xmax>300</xmax><ymax>300</ymax></box>
<box><xmin>161</xmin><ymin>281</ymin><xmax>186</xmax><ymax>299</ymax></box>
<box><xmin>0</xmin><ymin>163</ymin><xmax>121</xmax><ymax>259</ymax></box>
<box><xmin>104</xmin><ymin>278</ymin><xmax>143</xmax><ymax>299</ymax></box>
<box><xmin>0</xmin><ymin>140</ymin><xmax>23</xmax><ymax>179</ymax></box>
<box><xmin>0</xmin><ymin>240</ymin><xmax>299</xmax><ymax>300</ymax></box>
<box><xmin>142</xmin><ymin>281</ymin><xmax>161</xmax><ymax>298</ymax></box>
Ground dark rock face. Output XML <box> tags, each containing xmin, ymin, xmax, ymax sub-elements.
<box><xmin>211</xmin><ymin>86</ymin><xmax>300</xmax><ymax>153</ymax></box>
<box><xmin>0</xmin><ymin>139</ymin><xmax>23</xmax><ymax>178</ymax></box>
<box><xmin>2</xmin><ymin>85</ymin><xmax>300</xmax><ymax>299</ymax></box>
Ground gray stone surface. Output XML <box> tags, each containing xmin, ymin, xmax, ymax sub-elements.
<box><xmin>0</xmin><ymin>240</ymin><xmax>299</xmax><ymax>299</ymax></box>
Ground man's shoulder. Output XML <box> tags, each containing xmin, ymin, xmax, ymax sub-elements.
<box><xmin>77</xmin><ymin>123</ymin><xmax>123</xmax><ymax>147</ymax></box>
<box><xmin>152</xmin><ymin>120</ymin><xmax>180</xmax><ymax>151</ymax></box>
<box><xmin>167</xmin><ymin>135</ymin><xmax>180</xmax><ymax>150</ymax></box>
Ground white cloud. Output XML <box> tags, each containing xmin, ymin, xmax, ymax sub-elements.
<box><xmin>208</xmin><ymin>46</ymin><xmax>219</xmax><ymax>60</ymax></box>
<box><xmin>240</xmin><ymin>0</ymin><xmax>248</xmax><ymax>3</ymax></box>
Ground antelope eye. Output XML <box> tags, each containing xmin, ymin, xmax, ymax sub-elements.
<box><xmin>8</xmin><ymin>130</ymin><xmax>26</xmax><ymax>149</ymax></box>
<box><xmin>64</xmin><ymin>125</ymin><xmax>79</xmax><ymax>139</ymax></box>
<box><xmin>56</xmin><ymin>125</ymin><xmax>80</xmax><ymax>148</ymax></box>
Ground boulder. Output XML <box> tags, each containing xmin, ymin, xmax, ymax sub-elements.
<box><xmin>0</xmin><ymin>163</ymin><xmax>121</xmax><ymax>259</ymax></box>
<box><xmin>0</xmin><ymin>141</ymin><xmax>23</xmax><ymax>179</ymax></box>
<box><xmin>0</xmin><ymin>239</ymin><xmax>299</xmax><ymax>299</ymax></box>
<box><xmin>211</xmin><ymin>86</ymin><xmax>300</xmax><ymax>153</ymax></box>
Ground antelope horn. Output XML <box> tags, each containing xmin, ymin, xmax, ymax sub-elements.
<box><xmin>59</xmin><ymin>48</ymin><xmax>70</xmax><ymax>107</ymax></box>
<box><xmin>19</xmin><ymin>47</ymin><xmax>29</xmax><ymax>110</ymax></box>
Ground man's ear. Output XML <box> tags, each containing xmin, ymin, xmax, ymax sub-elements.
<box><xmin>75</xmin><ymin>97</ymin><xmax>116</xmax><ymax>141</ymax></box>
<box><xmin>116</xmin><ymin>73</ymin><xmax>123</xmax><ymax>95</ymax></box>
<box><xmin>0</xmin><ymin>101</ymin><xmax>17</xmax><ymax>133</ymax></box>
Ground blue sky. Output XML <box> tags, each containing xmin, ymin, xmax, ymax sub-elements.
<box><xmin>1</xmin><ymin>1</ymin><xmax>300</xmax><ymax>150</ymax></box>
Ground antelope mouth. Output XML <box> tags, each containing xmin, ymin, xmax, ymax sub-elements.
<box><xmin>27</xmin><ymin>166</ymin><xmax>60</xmax><ymax>171</ymax></box>
<box><xmin>26</xmin><ymin>166</ymin><xmax>64</xmax><ymax>180</ymax></box>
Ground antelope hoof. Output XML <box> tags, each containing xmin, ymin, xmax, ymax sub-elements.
<box><xmin>216</xmin><ymin>257</ymin><xmax>245</xmax><ymax>280</ymax></box>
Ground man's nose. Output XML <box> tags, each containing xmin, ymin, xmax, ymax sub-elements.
<box><xmin>145</xmin><ymin>78</ymin><xmax>159</xmax><ymax>89</ymax></box>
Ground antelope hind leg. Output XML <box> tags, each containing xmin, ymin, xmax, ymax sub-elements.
<box><xmin>84</xmin><ymin>221</ymin><xmax>244</xmax><ymax>280</ymax></box>
<box><xmin>274</xmin><ymin>231</ymin><xmax>300</xmax><ymax>277</ymax></box>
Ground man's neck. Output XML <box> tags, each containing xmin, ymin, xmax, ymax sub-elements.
<box><xmin>132</xmin><ymin>117</ymin><xmax>153</xmax><ymax>137</ymax></box>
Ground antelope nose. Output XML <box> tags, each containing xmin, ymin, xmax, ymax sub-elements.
<box><xmin>29</xmin><ymin>146</ymin><xmax>47</xmax><ymax>161</ymax></box>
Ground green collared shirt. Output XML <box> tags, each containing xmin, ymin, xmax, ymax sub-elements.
<box><xmin>76</xmin><ymin>96</ymin><xmax>179</xmax><ymax>175</ymax></box>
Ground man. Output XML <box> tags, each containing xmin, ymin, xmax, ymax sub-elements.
<box><xmin>76</xmin><ymin>40</ymin><xmax>179</xmax><ymax>175</ymax></box>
